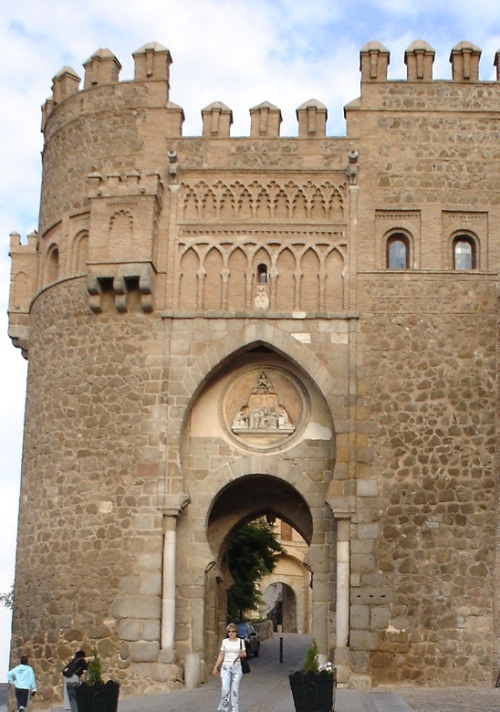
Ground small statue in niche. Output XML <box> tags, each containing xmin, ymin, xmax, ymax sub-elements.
<box><xmin>255</xmin><ymin>285</ymin><xmax>270</xmax><ymax>310</ymax></box>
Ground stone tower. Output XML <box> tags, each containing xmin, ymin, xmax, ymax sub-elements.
<box><xmin>8</xmin><ymin>39</ymin><xmax>500</xmax><ymax>704</ymax></box>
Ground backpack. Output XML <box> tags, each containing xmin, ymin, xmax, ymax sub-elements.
<box><xmin>63</xmin><ymin>659</ymin><xmax>76</xmax><ymax>678</ymax></box>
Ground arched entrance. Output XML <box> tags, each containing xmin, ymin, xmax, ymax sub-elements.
<box><xmin>206</xmin><ymin>474</ymin><xmax>314</xmax><ymax>656</ymax></box>
<box><xmin>262</xmin><ymin>582</ymin><xmax>299</xmax><ymax>632</ymax></box>
<box><xmin>174</xmin><ymin>341</ymin><xmax>339</xmax><ymax>682</ymax></box>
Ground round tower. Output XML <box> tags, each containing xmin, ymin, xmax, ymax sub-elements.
<box><xmin>8</xmin><ymin>42</ymin><xmax>191</xmax><ymax>700</ymax></box>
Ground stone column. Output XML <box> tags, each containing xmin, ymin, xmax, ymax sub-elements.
<box><xmin>336</xmin><ymin>517</ymin><xmax>350</xmax><ymax>647</ymax></box>
<box><xmin>346</xmin><ymin>159</ymin><xmax>359</xmax><ymax>311</ymax></box>
<box><xmin>334</xmin><ymin>516</ymin><xmax>351</xmax><ymax>685</ymax></box>
<box><xmin>161</xmin><ymin>494</ymin><xmax>190</xmax><ymax>653</ymax></box>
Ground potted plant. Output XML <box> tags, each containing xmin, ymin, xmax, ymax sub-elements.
<box><xmin>67</xmin><ymin>646</ymin><xmax>120</xmax><ymax>712</ymax></box>
<box><xmin>288</xmin><ymin>639</ymin><xmax>336</xmax><ymax>712</ymax></box>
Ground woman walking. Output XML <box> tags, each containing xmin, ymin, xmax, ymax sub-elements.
<box><xmin>62</xmin><ymin>649</ymin><xmax>88</xmax><ymax>710</ymax></box>
<box><xmin>212</xmin><ymin>623</ymin><xmax>247</xmax><ymax>712</ymax></box>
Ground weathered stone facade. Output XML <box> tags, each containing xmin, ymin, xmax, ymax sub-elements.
<box><xmin>7</xmin><ymin>39</ymin><xmax>500</xmax><ymax>704</ymax></box>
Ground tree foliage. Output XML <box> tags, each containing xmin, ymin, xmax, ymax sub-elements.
<box><xmin>227</xmin><ymin>518</ymin><xmax>284</xmax><ymax>621</ymax></box>
<box><xmin>0</xmin><ymin>584</ymin><xmax>13</xmax><ymax>610</ymax></box>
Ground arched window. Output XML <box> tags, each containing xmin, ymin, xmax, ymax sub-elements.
<box><xmin>257</xmin><ymin>263</ymin><xmax>268</xmax><ymax>283</ymax></box>
<box><xmin>46</xmin><ymin>246</ymin><xmax>59</xmax><ymax>283</ymax></box>
<box><xmin>386</xmin><ymin>234</ymin><xmax>409</xmax><ymax>269</ymax></box>
<box><xmin>453</xmin><ymin>235</ymin><xmax>476</xmax><ymax>270</ymax></box>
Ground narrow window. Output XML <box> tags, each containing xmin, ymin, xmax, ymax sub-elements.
<box><xmin>257</xmin><ymin>263</ymin><xmax>268</xmax><ymax>283</ymax></box>
<box><xmin>453</xmin><ymin>236</ymin><xmax>476</xmax><ymax>270</ymax></box>
<box><xmin>387</xmin><ymin>235</ymin><xmax>409</xmax><ymax>269</ymax></box>
<box><xmin>46</xmin><ymin>246</ymin><xmax>59</xmax><ymax>283</ymax></box>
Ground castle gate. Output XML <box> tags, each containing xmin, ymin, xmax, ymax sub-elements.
<box><xmin>8</xmin><ymin>38</ymin><xmax>500</xmax><ymax>701</ymax></box>
<box><xmin>173</xmin><ymin>338</ymin><xmax>340</xmax><ymax>683</ymax></box>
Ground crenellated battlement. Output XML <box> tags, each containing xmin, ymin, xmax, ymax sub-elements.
<box><xmin>360</xmin><ymin>39</ymin><xmax>489</xmax><ymax>82</ymax></box>
<box><xmin>40</xmin><ymin>39</ymin><xmax>500</xmax><ymax>141</ymax></box>
<box><xmin>11</xmin><ymin>37</ymin><xmax>500</xmax><ymax>358</ymax></box>
<box><xmin>86</xmin><ymin>169</ymin><xmax>164</xmax><ymax>199</ymax></box>
<box><xmin>41</xmin><ymin>42</ymin><xmax>179</xmax><ymax>138</ymax></box>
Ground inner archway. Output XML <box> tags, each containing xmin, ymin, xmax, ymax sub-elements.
<box><xmin>208</xmin><ymin>474</ymin><xmax>314</xmax><ymax>552</ymax></box>
<box><xmin>204</xmin><ymin>474</ymin><xmax>319</xmax><ymax>669</ymax></box>
<box><xmin>259</xmin><ymin>518</ymin><xmax>312</xmax><ymax>634</ymax></box>
<box><xmin>262</xmin><ymin>582</ymin><xmax>299</xmax><ymax>633</ymax></box>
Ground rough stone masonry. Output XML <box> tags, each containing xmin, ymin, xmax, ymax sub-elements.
<box><xmin>7</xmin><ymin>38</ymin><xmax>499</xmax><ymax>706</ymax></box>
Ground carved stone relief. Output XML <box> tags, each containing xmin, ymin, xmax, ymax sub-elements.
<box><xmin>181</xmin><ymin>178</ymin><xmax>345</xmax><ymax>222</ymax></box>
<box><xmin>177</xmin><ymin>232</ymin><xmax>346</xmax><ymax>313</ymax></box>
<box><xmin>221</xmin><ymin>366</ymin><xmax>309</xmax><ymax>451</ymax></box>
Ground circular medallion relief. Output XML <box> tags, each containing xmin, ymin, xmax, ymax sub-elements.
<box><xmin>221</xmin><ymin>366</ymin><xmax>309</xmax><ymax>451</ymax></box>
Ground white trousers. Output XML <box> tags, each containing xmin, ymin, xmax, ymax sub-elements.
<box><xmin>217</xmin><ymin>663</ymin><xmax>243</xmax><ymax>712</ymax></box>
<box><xmin>63</xmin><ymin>673</ymin><xmax>79</xmax><ymax>710</ymax></box>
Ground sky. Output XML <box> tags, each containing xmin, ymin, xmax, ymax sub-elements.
<box><xmin>1</xmin><ymin>0</ymin><xmax>500</xmax><ymax>682</ymax></box>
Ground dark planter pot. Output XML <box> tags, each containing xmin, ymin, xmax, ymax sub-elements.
<box><xmin>67</xmin><ymin>681</ymin><xmax>120</xmax><ymax>712</ymax></box>
<box><xmin>288</xmin><ymin>669</ymin><xmax>337</xmax><ymax>712</ymax></box>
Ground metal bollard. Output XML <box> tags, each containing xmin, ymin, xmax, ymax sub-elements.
<box><xmin>279</xmin><ymin>636</ymin><xmax>283</xmax><ymax>663</ymax></box>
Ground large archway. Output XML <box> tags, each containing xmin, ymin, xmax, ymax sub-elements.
<box><xmin>175</xmin><ymin>341</ymin><xmax>338</xmax><ymax>681</ymax></box>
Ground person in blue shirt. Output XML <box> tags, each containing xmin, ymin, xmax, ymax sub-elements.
<box><xmin>8</xmin><ymin>656</ymin><xmax>37</xmax><ymax>712</ymax></box>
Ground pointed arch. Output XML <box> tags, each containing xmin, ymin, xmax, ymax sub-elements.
<box><xmin>45</xmin><ymin>244</ymin><xmax>59</xmax><ymax>284</ymax></box>
<box><xmin>71</xmin><ymin>230</ymin><xmax>89</xmax><ymax>273</ymax></box>
<box><xmin>238</xmin><ymin>189</ymin><xmax>253</xmax><ymax>220</ymax></box>
<box><xmin>275</xmin><ymin>248</ymin><xmax>296</xmax><ymax>311</ymax></box>
<box><xmin>227</xmin><ymin>247</ymin><xmax>248</xmax><ymax>310</ymax></box>
<box><xmin>183</xmin><ymin>188</ymin><xmax>199</xmax><ymax>219</ymax></box>
<box><xmin>179</xmin><ymin>247</ymin><xmax>200</xmax><ymax>310</ymax></box>
<box><xmin>325</xmin><ymin>248</ymin><xmax>344</xmax><ymax>311</ymax></box>
<box><xmin>300</xmin><ymin>248</ymin><xmax>320</xmax><ymax>312</ymax></box>
<box><xmin>11</xmin><ymin>271</ymin><xmax>30</xmax><ymax>311</ymax></box>
<box><xmin>203</xmin><ymin>247</ymin><xmax>224</xmax><ymax>310</ymax></box>
<box><xmin>201</xmin><ymin>190</ymin><xmax>217</xmax><ymax>219</ymax></box>
<box><xmin>255</xmin><ymin>189</ymin><xmax>271</xmax><ymax>220</ymax></box>
<box><xmin>174</xmin><ymin>323</ymin><xmax>341</xmax><ymax>438</ymax></box>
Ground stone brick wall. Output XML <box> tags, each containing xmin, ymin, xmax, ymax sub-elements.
<box><xmin>14</xmin><ymin>279</ymin><xmax>177</xmax><ymax>698</ymax></box>
<box><xmin>8</xmin><ymin>38</ymin><xmax>500</xmax><ymax>703</ymax></box>
<box><xmin>356</xmin><ymin>274</ymin><xmax>497</xmax><ymax>684</ymax></box>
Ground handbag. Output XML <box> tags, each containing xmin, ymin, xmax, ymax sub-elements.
<box><xmin>240</xmin><ymin>639</ymin><xmax>251</xmax><ymax>674</ymax></box>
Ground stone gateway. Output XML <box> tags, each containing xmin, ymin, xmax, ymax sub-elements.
<box><xmin>7</xmin><ymin>39</ymin><xmax>499</xmax><ymax>705</ymax></box>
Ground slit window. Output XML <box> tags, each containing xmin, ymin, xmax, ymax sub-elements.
<box><xmin>257</xmin><ymin>264</ymin><xmax>268</xmax><ymax>283</ymax></box>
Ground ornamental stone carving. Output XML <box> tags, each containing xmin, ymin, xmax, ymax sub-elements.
<box><xmin>222</xmin><ymin>367</ymin><xmax>309</xmax><ymax>451</ymax></box>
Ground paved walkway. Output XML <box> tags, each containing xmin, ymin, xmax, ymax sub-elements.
<box><xmin>11</xmin><ymin>634</ymin><xmax>498</xmax><ymax>712</ymax></box>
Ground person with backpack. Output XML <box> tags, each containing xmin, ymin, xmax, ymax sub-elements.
<box><xmin>8</xmin><ymin>655</ymin><xmax>37</xmax><ymax>712</ymax></box>
<box><xmin>62</xmin><ymin>649</ymin><xmax>87</xmax><ymax>710</ymax></box>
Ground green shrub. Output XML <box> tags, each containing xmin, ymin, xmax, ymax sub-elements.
<box><xmin>302</xmin><ymin>638</ymin><xmax>319</xmax><ymax>673</ymax></box>
<box><xmin>85</xmin><ymin>646</ymin><xmax>103</xmax><ymax>684</ymax></box>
